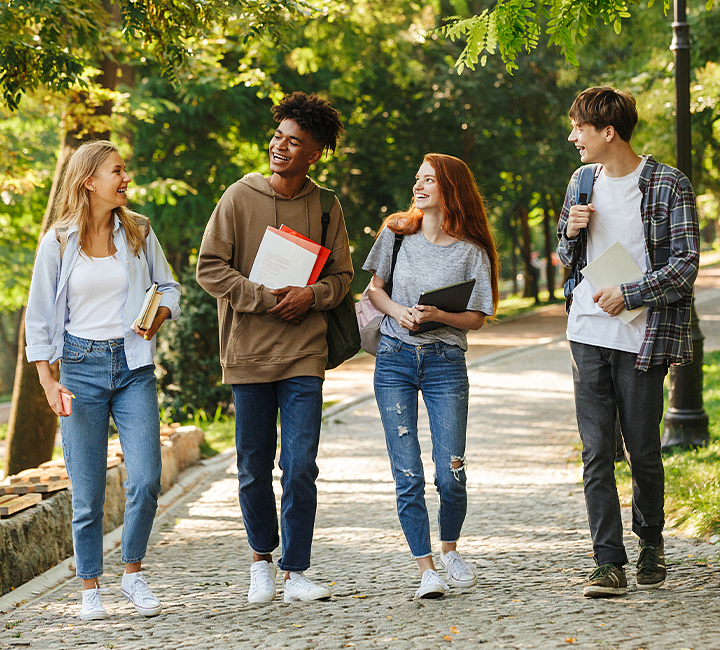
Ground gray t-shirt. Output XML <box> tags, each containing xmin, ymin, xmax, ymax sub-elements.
<box><xmin>363</xmin><ymin>228</ymin><xmax>494</xmax><ymax>350</ymax></box>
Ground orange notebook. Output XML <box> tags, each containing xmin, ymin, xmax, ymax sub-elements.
<box><xmin>279</xmin><ymin>225</ymin><xmax>331</xmax><ymax>284</ymax></box>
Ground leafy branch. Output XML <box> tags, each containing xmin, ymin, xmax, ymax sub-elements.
<box><xmin>0</xmin><ymin>0</ymin><xmax>318</xmax><ymax>111</ymax></box>
<box><xmin>437</xmin><ymin>0</ymin><xmax>670</xmax><ymax>73</ymax></box>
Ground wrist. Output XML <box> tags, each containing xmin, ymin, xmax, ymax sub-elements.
<box><xmin>39</xmin><ymin>375</ymin><xmax>55</xmax><ymax>389</ymax></box>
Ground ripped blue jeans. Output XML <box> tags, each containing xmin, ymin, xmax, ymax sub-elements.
<box><xmin>374</xmin><ymin>335</ymin><xmax>469</xmax><ymax>558</ymax></box>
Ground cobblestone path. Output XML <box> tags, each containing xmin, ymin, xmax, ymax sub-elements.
<box><xmin>3</xmin><ymin>332</ymin><xmax>720</xmax><ymax>650</ymax></box>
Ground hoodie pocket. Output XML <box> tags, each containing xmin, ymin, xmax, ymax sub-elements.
<box><xmin>219</xmin><ymin>311</ymin><xmax>251</xmax><ymax>365</ymax></box>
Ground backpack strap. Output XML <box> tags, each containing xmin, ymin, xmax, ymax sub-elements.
<box><xmin>319</xmin><ymin>187</ymin><xmax>336</xmax><ymax>249</ymax></box>
<box><xmin>55</xmin><ymin>226</ymin><xmax>69</xmax><ymax>262</ymax></box>
<box><xmin>386</xmin><ymin>233</ymin><xmax>404</xmax><ymax>294</ymax></box>
<box><xmin>127</xmin><ymin>211</ymin><xmax>150</xmax><ymax>253</ymax></box>
<box><xmin>573</xmin><ymin>164</ymin><xmax>598</xmax><ymax>271</ymax></box>
<box><xmin>576</xmin><ymin>164</ymin><xmax>597</xmax><ymax>206</ymax></box>
<box><xmin>563</xmin><ymin>164</ymin><xmax>598</xmax><ymax>313</ymax></box>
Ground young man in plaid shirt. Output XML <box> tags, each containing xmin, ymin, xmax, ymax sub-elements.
<box><xmin>557</xmin><ymin>87</ymin><xmax>700</xmax><ymax>598</ymax></box>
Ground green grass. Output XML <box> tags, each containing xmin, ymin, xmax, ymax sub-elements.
<box><xmin>494</xmin><ymin>291</ymin><xmax>560</xmax><ymax>322</ymax></box>
<box><xmin>180</xmin><ymin>399</ymin><xmax>344</xmax><ymax>458</ymax></box>
<box><xmin>196</xmin><ymin>418</ymin><xmax>235</xmax><ymax>458</ymax></box>
<box><xmin>616</xmin><ymin>349</ymin><xmax>720</xmax><ymax>539</ymax></box>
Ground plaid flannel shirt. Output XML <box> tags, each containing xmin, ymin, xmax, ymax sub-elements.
<box><xmin>557</xmin><ymin>156</ymin><xmax>699</xmax><ymax>371</ymax></box>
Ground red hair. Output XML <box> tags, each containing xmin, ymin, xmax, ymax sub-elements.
<box><xmin>380</xmin><ymin>153</ymin><xmax>500</xmax><ymax>316</ymax></box>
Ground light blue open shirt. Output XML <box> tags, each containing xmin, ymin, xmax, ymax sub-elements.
<box><xmin>25</xmin><ymin>213</ymin><xmax>181</xmax><ymax>370</ymax></box>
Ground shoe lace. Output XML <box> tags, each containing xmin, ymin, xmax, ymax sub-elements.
<box><xmin>588</xmin><ymin>564</ymin><xmax>617</xmax><ymax>581</ymax></box>
<box><xmin>446</xmin><ymin>554</ymin><xmax>474</xmax><ymax>579</ymax></box>
<box><xmin>252</xmin><ymin>564</ymin><xmax>275</xmax><ymax>592</ymax></box>
<box><xmin>637</xmin><ymin>544</ymin><xmax>659</xmax><ymax>575</ymax></box>
<box><xmin>422</xmin><ymin>570</ymin><xmax>449</xmax><ymax>591</ymax></box>
<box><xmin>131</xmin><ymin>573</ymin><xmax>155</xmax><ymax>603</ymax></box>
<box><xmin>83</xmin><ymin>586</ymin><xmax>108</xmax><ymax>608</ymax></box>
<box><xmin>289</xmin><ymin>573</ymin><xmax>315</xmax><ymax>592</ymax></box>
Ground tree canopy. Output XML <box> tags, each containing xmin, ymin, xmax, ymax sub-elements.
<box><xmin>1</xmin><ymin>0</ymin><xmax>719</xmax><ymax>426</ymax></box>
<box><xmin>0</xmin><ymin>0</ymin><xmax>313</xmax><ymax>110</ymax></box>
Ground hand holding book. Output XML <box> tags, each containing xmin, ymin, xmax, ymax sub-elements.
<box><xmin>580</xmin><ymin>241</ymin><xmax>646</xmax><ymax>324</ymax></box>
<box><xmin>134</xmin><ymin>283</ymin><xmax>170</xmax><ymax>339</ymax></box>
<box><xmin>136</xmin><ymin>283</ymin><xmax>163</xmax><ymax>330</ymax></box>
<box><xmin>249</xmin><ymin>226</ymin><xmax>330</xmax><ymax>289</ymax></box>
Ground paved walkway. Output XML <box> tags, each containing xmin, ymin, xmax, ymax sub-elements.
<box><xmin>2</xmin><ymin>265</ymin><xmax>720</xmax><ymax>649</ymax></box>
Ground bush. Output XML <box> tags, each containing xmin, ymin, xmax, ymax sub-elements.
<box><xmin>156</xmin><ymin>263</ymin><xmax>231</xmax><ymax>422</ymax></box>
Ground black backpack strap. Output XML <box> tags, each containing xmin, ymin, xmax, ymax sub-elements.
<box><xmin>318</xmin><ymin>187</ymin><xmax>336</xmax><ymax>249</ymax></box>
<box><xmin>386</xmin><ymin>233</ymin><xmax>404</xmax><ymax>293</ymax></box>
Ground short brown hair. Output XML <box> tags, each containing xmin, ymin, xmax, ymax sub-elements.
<box><xmin>569</xmin><ymin>87</ymin><xmax>638</xmax><ymax>142</ymax></box>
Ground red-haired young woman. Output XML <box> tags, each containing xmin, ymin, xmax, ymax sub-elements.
<box><xmin>363</xmin><ymin>153</ymin><xmax>499</xmax><ymax>600</ymax></box>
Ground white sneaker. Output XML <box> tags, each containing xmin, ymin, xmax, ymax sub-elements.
<box><xmin>439</xmin><ymin>550</ymin><xmax>477</xmax><ymax>588</ymax></box>
<box><xmin>248</xmin><ymin>560</ymin><xmax>277</xmax><ymax>603</ymax></box>
<box><xmin>80</xmin><ymin>586</ymin><xmax>109</xmax><ymax>620</ymax></box>
<box><xmin>283</xmin><ymin>572</ymin><xmax>331</xmax><ymax>602</ymax></box>
<box><xmin>414</xmin><ymin>569</ymin><xmax>448</xmax><ymax>600</ymax></box>
<box><xmin>121</xmin><ymin>571</ymin><xmax>162</xmax><ymax>616</ymax></box>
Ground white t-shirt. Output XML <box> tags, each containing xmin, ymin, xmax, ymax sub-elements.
<box><xmin>66</xmin><ymin>253</ymin><xmax>128</xmax><ymax>340</ymax></box>
<box><xmin>567</xmin><ymin>157</ymin><xmax>648</xmax><ymax>353</ymax></box>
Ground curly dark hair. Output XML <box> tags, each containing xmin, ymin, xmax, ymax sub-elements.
<box><xmin>272</xmin><ymin>92</ymin><xmax>344</xmax><ymax>154</ymax></box>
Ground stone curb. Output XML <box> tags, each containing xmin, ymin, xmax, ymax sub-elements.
<box><xmin>0</xmin><ymin>448</ymin><xmax>235</xmax><ymax>615</ymax></box>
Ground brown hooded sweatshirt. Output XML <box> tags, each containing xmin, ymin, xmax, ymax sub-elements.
<box><xmin>196</xmin><ymin>173</ymin><xmax>353</xmax><ymax>384</ymax></box>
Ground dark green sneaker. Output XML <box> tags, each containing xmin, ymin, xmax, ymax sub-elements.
<box><xmin>583</xmin><ymin>564</ymin><xmax>627</xmax><ymax>598</ymax></box>
<box><xmin>636</xmin><ymin>535</ymin><xmax>666</xmax><ymax>589</ymax></box>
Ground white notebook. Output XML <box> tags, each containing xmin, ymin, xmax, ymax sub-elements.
<box><xmin>580</xmin><ymin>241</ymin><xmax>647</xmax><ymax>325</ymax></box>
<box><xmin>249</xmin><ymin>226</ymin><xmax>318</xmax><ymax>289</ymax></box>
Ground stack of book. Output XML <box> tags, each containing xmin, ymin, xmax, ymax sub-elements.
<box><xmin>249</xmin><ymin>225</ymin><xmax>330</xmax><ymax>289</ymax></box>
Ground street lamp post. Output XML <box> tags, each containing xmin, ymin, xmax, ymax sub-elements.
<box><xmin>661</xmin><ymin>0</ymin><xmax>710</xmax><ymax>448</ymax></box>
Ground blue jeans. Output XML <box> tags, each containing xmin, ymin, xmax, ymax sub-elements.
<box><xmin>232</xmin><ymin>376</ymin><xmax>323</xmax><ymax>572</ymax></box>
<box><xmin>374</xmin><ymin>336</ymin><xmax>469</xmax><ymax>558</ymax></box>
<box><xmin>60</xmin><ymin>333</ymin><xmax>162</xmax><ymax>579</ymax></box>
<box><xmin>570</xmin><ymin>341</ymin><xmax>667</xmax><ymax>566</ymax></box>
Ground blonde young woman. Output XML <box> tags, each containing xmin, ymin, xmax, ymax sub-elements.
<box><xmin>25</xmin><ymin>141</ymin><xmax>180</xmax><ymax>620</ymax></box>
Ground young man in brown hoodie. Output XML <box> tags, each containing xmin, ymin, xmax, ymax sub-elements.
<box><xmin>196</xmin><ymin>92</ymin><xmax>352</xmax><ymax>604</ymax></box>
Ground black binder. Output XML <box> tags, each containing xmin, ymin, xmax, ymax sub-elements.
<box><xmin>409</xmin><ymin>279</ymin><xmax>476</xmax><ymax>335</ymax></box>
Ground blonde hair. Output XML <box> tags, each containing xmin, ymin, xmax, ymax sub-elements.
<box><xmin>53</xmin><ymin>140</ymin><xmax>143</xmax><ymax>255</ymax></box>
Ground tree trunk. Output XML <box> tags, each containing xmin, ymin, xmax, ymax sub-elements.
<box><xmin>0</xmin><ymin>309</ymin><xmax>22</xmax><ymax>395</ymax></box>
<box><xmin>500</xmin><ymin>201</ymin><xmax>521</xmax><ymax>295</ymax></box>
<box><xmin>543</xmin><ymin>207</ymin><xmax>557</xmax><ymax>302</ymax></box>
<box><xmin>518</xmin><ymin>205</ymin><xmax>539</xmax><ymax>303</ymax></box>
<box><xmin>4</xmin><ymin>139</ymin><xmax>73</xmax><ymax>477</ymax></box>
<box><xmin>4</xmin><ymin>51</ymin><xmax>119</xmax><ymax>477</ymax></box>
